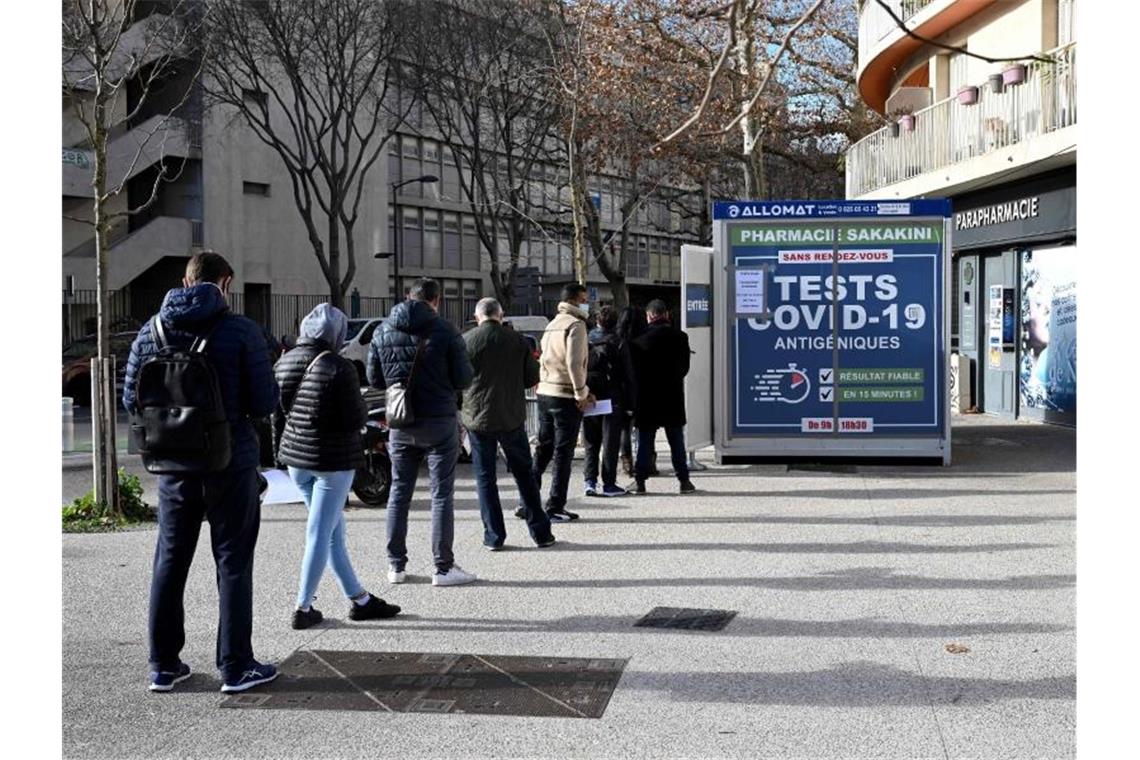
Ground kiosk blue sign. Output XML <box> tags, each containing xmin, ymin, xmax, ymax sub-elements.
<box><xmin>719</xmin><ymin>201</ymin><xmax>948</xmax><ymax>439</ymax></box>
<box><xmin>686</xmin><ymin>284</ymin><xmax>711</xmax><ymax>328</ymax></box>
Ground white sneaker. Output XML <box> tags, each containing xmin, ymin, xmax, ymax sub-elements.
<box><xmin>388</xmin><ymin>568</ymin><xmax>406</xmax><ymax>584</ymax></box>
<box><xmin>432</xmin><ymin>565</ymin><xmax>477</xmax><ymax>587</ymax></box>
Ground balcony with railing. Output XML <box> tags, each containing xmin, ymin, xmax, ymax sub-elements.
<box><xmin>846</xmin><ymin>43</ymin><xmax>1076</xmax><ymax>199</ymax></box>
<box><xmin>857</xmin><ymin>0</ymin><xmax>997</xmax><ymax>114</ymax></box>
<box><xmin>858</xmin><ymin>0</ymin><xmax>940</xmax><ymax>69</ymax></box>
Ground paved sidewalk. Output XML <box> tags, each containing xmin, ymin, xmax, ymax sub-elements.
<box><xmin>62</xmin><ymin>416</ymin><xmax>1075</xmax><ymax>759</ymax></box>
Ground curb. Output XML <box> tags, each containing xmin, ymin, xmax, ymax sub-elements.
<box><xmin>63</xmin><ymin>452</ymin><xmax>139</xmax><ymax>471</ymax></box>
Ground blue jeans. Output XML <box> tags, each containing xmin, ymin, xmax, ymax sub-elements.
<box><xmin>387</xmin><ymin>416</ymin><xmax>458</xmax><ymax>573</ymax></box>
<box><xmin>635</xmin><ymin>425</ymin><xmax>689</xmax><ymax>482</ymax></box>
<box><xmin>149</xmin><ymin>468</ymin><xmax>259</xmax><ymax>681</ymax></box>
<box><xmin>468</xmin><ymin>426</ymin><xmax>553</xmax><ymax>547</ymax></box>
<box><xmin>533</xmin><ymin>395</ymin><xmax>583</xmax><ymax>510</ymax></box>
<box><xmin>288</xmin><ymin>467</ymin><xmax>365</xmax><ymax>609</ymax></box>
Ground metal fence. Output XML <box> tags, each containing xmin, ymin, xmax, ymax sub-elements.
<box><xmin>63</xmin><ymin>289</ymin><xmax>491</xmax><ymax>345</ymax></box>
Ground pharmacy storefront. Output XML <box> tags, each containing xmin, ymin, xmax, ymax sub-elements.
<box><xmin>952</xmin><ymin>167</ymin><xmax>1076</xmax><ymax>426</ymax></box>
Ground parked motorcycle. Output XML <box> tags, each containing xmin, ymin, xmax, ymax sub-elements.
<box><xmin>352</xmin><ymin>390</ymin><xmax>391</xmax><ymax>507</ymax></box>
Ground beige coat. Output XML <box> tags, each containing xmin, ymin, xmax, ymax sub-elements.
<box><xmin>537</xmin><ymin>302</ymin><xmax>590</xmax><ymax>401</ymax></box>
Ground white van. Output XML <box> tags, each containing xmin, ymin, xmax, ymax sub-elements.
<box><xmin>340</xmin><ymin>318</ymin><xmax>384</xmax><ymax>383</ymax></box>
<box><xmin>503</xmin><ymin>315</ymin><xmax>550</xmax><ymax>359</ymax></box>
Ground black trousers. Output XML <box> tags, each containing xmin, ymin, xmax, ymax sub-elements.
<box><xmin>582</xmin><ymin>405</ymin><xmax>622</xmax><ymax>488</ymax></box>
<box><xmin>532</xmin><ymin>395</ymin><xmax>583</xmax><ymax>510</ymax></box>
<box><xmin>149</xmin><ymin>467</ymin><xmax>260</xmax><ymax>680</ymax></box>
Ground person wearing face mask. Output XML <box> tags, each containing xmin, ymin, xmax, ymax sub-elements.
<box><xmin>123</xmin><ymin>251</ymin><xmax>280</xmax><ymax>694</ymax></box>
<box><xmin>274</xmin><ymin>304</ymin><xmax>402</xmax><ymax>630</ymax></box>
<box><xmin>529</xmin><ymin>283</ymin><xmax>596</xmax><ymax>522</ymax></box>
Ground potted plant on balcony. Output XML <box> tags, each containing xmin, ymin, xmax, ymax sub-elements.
<box><xmin>896</xmin><ymin>106</ymin><xmax>916</xmax><ymax>132</ymax></box>
<box><xmin>1002</xmin><ymin>62</ymin><xmax>1027</xmax><ymax>86</ymax></box>
<box><xmin>988</xmin><ymin>73</ymin><xmax>1004</xmax><ymax>94</ymax></box>
<box><xmin>957</xmin><ymin>85</ymin><xmax>979</xmax><ymax>105</ymax></box>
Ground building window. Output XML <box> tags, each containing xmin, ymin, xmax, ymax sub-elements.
<box><xmin>401</xmin><ymin>135</ymin><xmax>420</xmax><ymax>158</ymax></box>
<box><xmin>1058</xmin><ymin>0</ymin><xmax>1075</xmax><ymax>46</ymax></box>
<box><xmin>242</xmin><ymin>181</ymin><xmax>270</xmax><ymax>196</ymax></box>
<box><xmin>423</xmin><ymin>210</ymin><xmax>442</xmax><ymax>269</ymax></box>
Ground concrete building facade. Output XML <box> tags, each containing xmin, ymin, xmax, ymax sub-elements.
<box><xmin>62</xmin><ymin>5</ymin><xmax>700</xmax><ymax>343</ymax></box>
<box><xmin>846</xmin><ymin>0</ymin><xmax>1077</xmax><ymax>425</ymax></box>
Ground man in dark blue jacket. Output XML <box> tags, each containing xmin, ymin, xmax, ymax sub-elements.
<box><xmin>368</xmin><ymin>278</ymin><xmax>475</xmax><ymax>587</ymax></box>
<box><xmin>123</xmin><ymin>251</ymin><xmax>280</xmax><ymax>694</ymax></box>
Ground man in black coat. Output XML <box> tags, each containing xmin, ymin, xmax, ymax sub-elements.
<box><xmin>122</xmin><ymin>251</ymin><xmax>280</xmax><ymax>694</ymax></box>
<box><xmin>627</xmin><ymin>299</ymin><xmax>696</xmax><ymax>495</ymax></box>
<box><xmin>368</xmin><ymin>278</ymin><xmax>476</xmax><ymax>587</ymax></box>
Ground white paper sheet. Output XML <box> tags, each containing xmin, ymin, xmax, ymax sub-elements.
<box><xmin>735</xmin><ymin>269</ymin><xmax>766</xmax><ymax>313</ymax></box>
<box><xmin>582</xmin><ymin>398</ymin><xmax>613</xmax><ymax>417</ymax></box>
<box><xmin>261</xmin><ymin>468</ymin><xmax>304</xmax><ymax>505</ymax></box>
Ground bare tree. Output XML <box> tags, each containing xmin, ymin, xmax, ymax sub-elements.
<box><xmin>541</xmin><ymin>0</ymin><xmax>706</xmax><ymax>307</ymax></box>
<box><xmin>63</xmin><ymin>0</ymin><xmax>204</xmax><ymax>516</ymax></box>
<box><xmin>404</xmin><ymin>0</ymin><xmax>560</xmax><ymax>311</ymax></box>
<box><xmin>649</xmin><ymin>0</ymin><xmax>829</xmax><ymax>198</ymax></box>
<box><xmin>201</xmin><ymin>0</ymin><xmax>404</xmax><ymax>310</ymax></box>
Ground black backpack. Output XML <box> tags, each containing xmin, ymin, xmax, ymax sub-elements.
<box><xmin>587</xmin><ymin>338</ymin><xmax>615</xmax><ymax>399</ymax></box>
<box><xmin>129</xmin><ymin>315</ymin><xmax>232</xmax><ymax>474</ymax></box>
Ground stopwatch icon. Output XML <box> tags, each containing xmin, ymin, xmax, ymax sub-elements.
<box><xmin>751</xmin><ymin>363</ymin><xmax>812</xmax><ymax>404</ymax></box>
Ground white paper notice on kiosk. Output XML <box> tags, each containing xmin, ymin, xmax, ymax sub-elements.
<box><xmin>736</xmin><ymin>269</ymin><xmax>765</xmax><ymax>313</ymax></box>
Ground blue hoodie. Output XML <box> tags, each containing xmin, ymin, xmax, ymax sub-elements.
<box><xmin>366</xmin><ymin>299</ymin><xmax>473</xmax><ymax>419</ymax></box>
<box><xmin>123</xmin><ymin>282</ymin><xmax>280</xmax><ymax>470</ymax></box>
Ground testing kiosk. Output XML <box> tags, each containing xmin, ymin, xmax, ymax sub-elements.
<box><xmin>701</xmin><ymin>199</ymin><xmax>952</xmax><ymax>464</ymax></box>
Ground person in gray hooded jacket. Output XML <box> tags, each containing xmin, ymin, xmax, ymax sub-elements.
<box><xmin>274</xmin><ymin>304</ymin><xmax>402</xmax><ymax>629</ymax></box>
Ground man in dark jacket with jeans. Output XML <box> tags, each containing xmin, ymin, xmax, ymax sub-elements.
<box><xmin>462</xmin><ymin>298</ymin><xmax>555</xmax><ymax>550</ymax></box>
<box><xmin>627</xmin><ymin>299</ymin><xmax>696</xmax><ymax>495</ymax></box>
<box><xmin>368</xmin><ymin>278</ymin><xmax>475</xmax><ymax>586</ymax></box>
<box><xmin>123</xmin><ymin>251</ymin><xmax>280</xmax><ymax>694</ymax></box>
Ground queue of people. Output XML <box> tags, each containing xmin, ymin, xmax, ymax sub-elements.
<box><xmin>123</xmin><ymin>253</ymin><xmax>696</xmax><ymax>695</ymax></box>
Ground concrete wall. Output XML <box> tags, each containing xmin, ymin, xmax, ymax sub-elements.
<box><xmin>200</xmin><ymin>96</ymin><xmax>391</xmax><ymax>300</ymax></box>
<box><xmin>964</xmin><ymin>0</ymin><xmax>1048</xmax><ymax>84</ymax></box>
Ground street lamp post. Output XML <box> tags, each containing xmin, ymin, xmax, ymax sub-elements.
<box><xmin>376</xmin><ymin>174</ymin><xmax>438</xmax><ymax>302</ymax></box>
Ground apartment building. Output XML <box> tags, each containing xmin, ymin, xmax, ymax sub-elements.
<box><xmin>846</xmin><ymin>0</ymin><xmax>1077</xmax><ymax>425</ymax></box>
<box><xmin>61</xmin><ymin>4</ymin><xmax>700</xmax><ymax>346</ymax></box>
<box><xmin>62</xmin><ymin>4</ymin><xmax>391</xmax><ymax>343</ymax></box>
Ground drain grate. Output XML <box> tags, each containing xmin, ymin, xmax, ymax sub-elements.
<box><xmin>220</xmin><ymin>650</ymin><xmax>627</xmax><ymax>718</ymax></box>
<box><xmin>634</xmin><ymin>606</ymin><xmax>737</xmax><ymax>632</ymax></box>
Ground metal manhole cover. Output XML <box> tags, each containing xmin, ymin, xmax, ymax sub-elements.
<box><xmin>220</xmin><ymin>650</ymin><xmax>627</xmax><ymax>718</ymax></box>
<box><xmin>634</xmin><ymin>607</ymin><xmax>737</xmax><ymax>632</ymax></box>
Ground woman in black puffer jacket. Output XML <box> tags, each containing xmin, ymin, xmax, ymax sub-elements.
<box><xmin>274</xmin><ymin>304</ymin><xmax>401</xmax><ymax>630</ymax></box>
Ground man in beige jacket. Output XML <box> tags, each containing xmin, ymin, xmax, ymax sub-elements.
<box><xmin>527</xmin><ymin>283</ymin><xmax>596</xmax><ymax>522</ymax></box>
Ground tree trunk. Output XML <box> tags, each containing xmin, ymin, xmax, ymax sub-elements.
<box><xmin>326</xmin><ymin>216</ymin><xmax>345</xmax><ymax>310</ymax></box>
<box><xmin>699</xmin><ymin>179</ymin><xmax>713</xmax><ymax>246</ymax></box>
<box><xmin>91</xmin><ymin>102</ymin><xmax>121</xmax><ymax>518</ymax></box>
<box><xmin>570</xmin><ymin>189</ymin><xmax>587</xmax><ymax>287</ymax></box>
<box><xmin>742</xmin><ymin>145</ymin><xmax>767</xmax><ymax>200</ymax></box>
<box><xmin>609</xmin><ymin>274</ymin><xmax>629</xmax><ymax>308</ymax></box>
